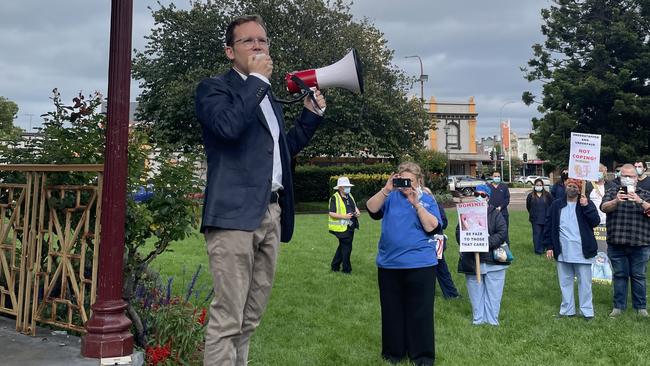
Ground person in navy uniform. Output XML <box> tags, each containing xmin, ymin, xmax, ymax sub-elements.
<box><xmin>526</xmin><ymin>178</ymin><xmax>553</xmax><ymax>254</ymax></box>
<box><xmin>489</xmin><ymin>171</ymin><xmax>511</xmax><ymax>244</ymax></box>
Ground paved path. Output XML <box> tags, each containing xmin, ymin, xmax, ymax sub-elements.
<box><xmin>0</xmin><ymin>316</ymin><xmax>143</xmax><ymax>366</ymax></box>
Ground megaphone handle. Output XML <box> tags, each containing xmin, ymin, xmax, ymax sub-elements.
<box><xmin>290</xmin><ymin>74</ymin><xmax>322</xmax><ymax>113</ymax></box>
<box><xmin>306</xmin><ymin>88</ymin><xmax>323</xmax><ymax>113</ymax></box>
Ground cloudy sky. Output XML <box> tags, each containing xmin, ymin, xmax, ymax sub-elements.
<box><xmin>0</xmin><ymin>0</ymin><xmax>548</xmax><ymax>138</ymax></box>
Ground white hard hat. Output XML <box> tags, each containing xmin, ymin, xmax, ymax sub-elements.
<box><xmin>333</xmin><ymin>176</ymin><xmax>354</xmax><ymax>189</ymax></box>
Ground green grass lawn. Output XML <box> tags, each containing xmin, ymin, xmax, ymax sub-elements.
<box><xmin>147</xmin><ymin>210</ymin><xmax>650</xmax><ymax>366</ymax></box>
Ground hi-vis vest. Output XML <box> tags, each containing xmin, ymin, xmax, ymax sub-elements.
<box><xmin>328</xmin><ymin>192</ymin><xmax>356</xmax><ymax>232</ymax></box>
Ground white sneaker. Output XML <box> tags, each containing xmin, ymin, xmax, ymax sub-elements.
<box><xmin>609</xmin><ymin>308</ymin><xmax>622</xmax><ymax>317</ymax></box>
<box><xmin>637</xmin><ymin>309</ymin><xmax>649</xmax><ymax>318</ymax></box>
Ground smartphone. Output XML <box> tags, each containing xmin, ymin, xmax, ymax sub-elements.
<box><xmin>619</xmin><ymin>186</ymin><xmax>628</xmax><ymax>199</ymax></box>
<box><xmin>392</xmin><ymin>178</ymin><xmax>411</xmax><ymax>188</ymax></box>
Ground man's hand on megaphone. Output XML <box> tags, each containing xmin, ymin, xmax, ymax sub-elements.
<box><xmin>304</xmin><ymin>89</ymin><xmax>326</xmax><ymax>116</ymax></box>
<box><xmin>248</xmin><ymin>54</ymin><xmax>273</xmax><ymax>79</ymax></box>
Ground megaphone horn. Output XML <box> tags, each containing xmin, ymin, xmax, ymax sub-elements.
<box><xmin>285</xmin><ymin>48</ymin><xmax>364</xmax><ymax>94</ymax></box>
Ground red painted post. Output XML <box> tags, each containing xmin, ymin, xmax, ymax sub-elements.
<box><xmin>81</xmin><ymin>0</ymin><xmax>134</xmax><ymax>358</ymax></box>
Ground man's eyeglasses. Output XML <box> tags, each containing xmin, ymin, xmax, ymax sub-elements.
<box><xmin>233</xmin><ymin>37</ymin><xmax>270</xmax><ymax>48</ymax></box>
<box><xmin>473</xmin><ymin>192</ymin><xmax>489</xmax><ymax>198</ymax></box>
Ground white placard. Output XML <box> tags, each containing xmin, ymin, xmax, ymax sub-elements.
<box><xmin>569</xmin><ymin>132</ymin><xmax>601</xmax><ymax>181</ymax></box>
<box><xmin>457</xmin><ymin>201</ymin><xmax>489</xmax><ymax>253</ymax></box>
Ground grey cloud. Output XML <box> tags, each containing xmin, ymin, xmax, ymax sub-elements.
<box><xmin>2</xmin><ymin>0</ymin><xmax>548</xmax><ymax>138</ymax></box>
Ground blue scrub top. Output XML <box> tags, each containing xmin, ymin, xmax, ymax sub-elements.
<box><xmin>376</xmin><ymin>191</ymin><xmax>442</xmax><ymax>269</ymax></box>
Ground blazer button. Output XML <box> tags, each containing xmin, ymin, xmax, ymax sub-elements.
<box><xmin>268</xmin><ymin>148</ymin><xmax>273</xmax><ymax>154</ymax></box>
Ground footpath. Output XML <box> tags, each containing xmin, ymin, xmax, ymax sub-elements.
<box><xmin>0</xmin><ymin>316</ymin><xmax>143</xmax><ymax>366</ymax></box>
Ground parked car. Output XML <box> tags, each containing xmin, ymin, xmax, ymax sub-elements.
<box><xmin>515</xmin><ymin>176</ymin><xmax>526</xmax><ymax>184</ymax></box>
<box><xmin>447</xmin><ymin>175</ymin><xmax>486</xmax><ymax>196</ymax></box>
<box><xmin>524</xmin><ymin>175</ymin><xmax>551</xmax><ymax>186</ymax></box>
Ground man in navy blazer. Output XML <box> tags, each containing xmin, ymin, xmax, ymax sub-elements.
<box><xmin>195</xmin><ymin>14</ymin><xmax>326</xmax><ymax>366</ymax></box>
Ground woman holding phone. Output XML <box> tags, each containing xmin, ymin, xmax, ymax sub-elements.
<box><xmin>366</xmin><ymin>162</ymin><xmax>442</xmax><ymax>366</ymax></box>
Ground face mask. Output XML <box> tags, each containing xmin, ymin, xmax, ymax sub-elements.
<box><xmin>615</xmin><ymin>171</ymin><xmax>621</xmax><ymax>178</ymax></box>
<box><xmin>597</xmin><ymin>172</ymin><xmax>605</xmax><ymax>181</ymax></box>
<box><xmin>636</xmin><ymin>168</ymin><xmax>645</xmax><ymax>176</ymax></box>
<box><xmin>566</xmin><ymin>187</ymin><xmax>579</xmax><ymax>198</ymax></box>
<box><xmin>416</xmin><ymin>186</ymin><xmax>423</xmax><ymax>200</ymax></box>
<box><xmin>343</xmin><ymin>187</ymin><xmax>351</xmax><ymax>194</ymax></box>
<box><xmin>492</xmin><ymin>177</ymin><xmax>501</xmax><ymax>184</ymax></box>
<box><xmin>621</xmin><ymin>177</ymin><xmax>636</xmax><ymax>187</ymax></box>
<box><xmin>474</xmin><ymin>196</ymin><xmax>486</xmax><ymax>203</ymax></box>
<box><xmin>534</xmin><ymin>186</ymin><xmax>543</xmax><ymax>192</ymax></box>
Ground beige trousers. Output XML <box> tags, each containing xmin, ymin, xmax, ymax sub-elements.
<box><xmin>203</xmin><ymin>203</ymin><xmax>281</xmax><ymax>366</ymax></box>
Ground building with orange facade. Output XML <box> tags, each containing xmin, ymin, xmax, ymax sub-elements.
<box><xmin>425</xmin><ymin>96</ymin><xmax>490</xmax><ymax>176</ymax></box>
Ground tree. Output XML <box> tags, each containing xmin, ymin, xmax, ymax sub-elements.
<box><xmin>1</xmin><ymin>90</ymin><xmax>203</xmax><ymax>347</ymax></box>
<box><xmin>522</xmin><ymin>0</ymin><xmax>650</xmax><ymax>168</ymax></box>
<box><xmin>0</xmin><ymin>96</ymin><xmax>22</xmax><ymax>140</ymax></box>
<box><xmin>132</xmin><ymin>0</ymin><xmax>429</xmax><ymax>159</ymax></box>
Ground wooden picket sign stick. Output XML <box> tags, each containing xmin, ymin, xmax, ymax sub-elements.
<box><xmin>475</xmin><ymin>252</ymin><xmax>481</xmax><ymax>283</ymax></box>
<box><xmin>581</xmin><ymin>179</ymin><xmax>586</xmax><ymax>197</ymax></box>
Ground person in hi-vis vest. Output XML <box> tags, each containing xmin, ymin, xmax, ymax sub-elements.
<box><xmin>329</xmin><ymin>177</ymin><xmax>361</xmax><ymax>274</ymax></box>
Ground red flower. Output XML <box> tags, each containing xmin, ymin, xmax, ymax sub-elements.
<box><xmin>146</xmin><ymin>343</ymin><xmax>171</xmax><ymax>366</ymax></box>
<box><xmin>197</xmin><ymin>307</ymin><xmax>207</xmax><ymax>325</ymax></box>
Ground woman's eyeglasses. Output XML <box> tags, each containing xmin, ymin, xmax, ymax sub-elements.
<box><xmin>473</xmin><ymin>192</ymin><xmax>488</xmax><ymax>198</ymax></box>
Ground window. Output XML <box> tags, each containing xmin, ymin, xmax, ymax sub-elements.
<box><xmin>445</xmin><ymin>122</ymin><xmax>460</xmax><ymax>150</ymax></box>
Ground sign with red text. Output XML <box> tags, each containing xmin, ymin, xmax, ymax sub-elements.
<box><xmin>457</xmin><ymin>201</ymin><xmax>489</xmax><ymax>253</ymax></box>
<box><xmin>569</xmin><ymin>132</ymin><xmax>601</xmax><ymax>181</ymax></box>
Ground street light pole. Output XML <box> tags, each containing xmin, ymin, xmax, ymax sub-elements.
<box><xmin>444</xmin><ymin>123</ymin><xmax>450</xmax><ymax>176</ymax></box>
<box><xmin>405</xmin><ymin>55</ymin><xmax>428</xmax><ymax>103</ymax></box>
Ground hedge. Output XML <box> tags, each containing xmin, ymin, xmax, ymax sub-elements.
<box><xmin>293</xmin><ymin>164</ymin><xmax>393</xmax><ymax>202</ymax></box>
<box><xmin>327</xmin><ymin>173</ymin><xmax>390</xmax><ymax>207</ymax></box>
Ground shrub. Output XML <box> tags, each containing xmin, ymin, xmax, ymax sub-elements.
<box><xmin>327</xmin><ymin>173</ymin><xmax>390</xmax><ymax>207</ymax></box>
<box><xmin>132</xmin><ymin>266</ymin><xmax>211</xmax><ymax>366</ymax></box>
<box><xmin>294</xmin><ymin>164</ymin><xmax>393</xmax><ymax>202</ymax></box>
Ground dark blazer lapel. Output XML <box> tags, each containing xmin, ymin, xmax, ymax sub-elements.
<box><xmin>226</xmin><ymin>69</ymin><xmax>272</xmax><ymax>135</ymax></box>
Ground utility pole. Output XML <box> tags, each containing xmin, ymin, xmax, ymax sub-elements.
<box><xmin>405</xmin><ymin>55</ymin><xmax>428</xmax><ymax>103</ymax></box>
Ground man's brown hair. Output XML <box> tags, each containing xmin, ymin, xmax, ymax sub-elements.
<box><xmin>225</xmin><ymin>14</ymin><xmax>267</xmax><ymax>47</ymax></box>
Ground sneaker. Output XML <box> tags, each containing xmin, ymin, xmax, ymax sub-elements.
<box><xmin>609</xmin><ymin>308</ymin><xmax>622</xmax><ymax>317</ymax></box>
<box><xmin>584</xmin><ymin>316</ymin><xmax>594</xmax><ymax>321</ymax></box>
<box><xmin>637</xmin><ymin>309</ymin><xmax>649</xmax><ymax>318</ymax></box>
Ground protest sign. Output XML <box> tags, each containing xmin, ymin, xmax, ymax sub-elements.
<box><xmin>457</xmin><ymin>201</ymin><xmax>489</xmax><ymax>253</ymax></box>
<box><xmin>568</xmin><ymin>132</ymin><xmax>601</xmax><ymax>182</ymax></box>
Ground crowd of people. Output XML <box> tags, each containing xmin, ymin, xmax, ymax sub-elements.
<box><xmin>330</xmin><ymin>160</ymin><xmax>650</xmax><ymax>365</ymax></box>
<box><xmin>194</xmin><ymin>12</ymin><xmax>650</xmax><ymax>366</ymax></box>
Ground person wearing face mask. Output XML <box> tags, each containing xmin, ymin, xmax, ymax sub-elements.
<box><xmin>542</xmin><ymin>179</ymin><xmax>600</xmax><ymax>320</ymax></box>
<box><xmin>633</xmin><ymin>161</ymin><xmax>650</xmax><ymax>191</ymax></box>
<box><xmin>489</xmin><ymin>171</ymin><xmax>511</xmax><ymax>244</ymax></box>
<box><xmin>611</xmin><ymin>165</ymin><xmax>623</xmax><ymax>187</ymax></box>
<box><xmin>584</xmin><ymin>164</ymin><xmax>616</xmax><ymax>225</ymax></box>
<box><xmin>551</xmin><ymin>168</ymin><xmax>569</xmax><ymax>200</ymax></box>
<box><xmin>455</xmin><ymin>184</ymin><xmax>510</xmax><ymax>325</ymax></box>
<box><xmin>329</xmin><ymin>176</ymin><xmax>361</xmax><ymax>274</ymax></box>
<box><xmin>366</xmin><ymin>162</ymin><xmax>441</xmax><ymax>366</ymax></box>
<box><xmin>526</xmin><ymin>178</ymin><xmax>553</xmax><ymax>254</ymax></box>
<box><xmin>601</xmin><ymin>164</ymin><xmax>650</xmax><ymax>318</ymax></box>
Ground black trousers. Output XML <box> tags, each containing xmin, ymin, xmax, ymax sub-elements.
<box><xmin>434</xmin><ymin>254</ymin><xmax>459</xmax><ymax>298</ymax></box>
<box><xmin>531</xmin><ymin>223</ymin><xmax>544</xmax><ymax>254</ymax></box>
<box><xmin>331</xmin><ymin>229</ymin><xmax>354</xmax><ymax>273</ymax></box>
<box><xmin>378</xmin><ymin>266</ymin><xmax>436</xmax><ymax>366</ymax></box>
<box><xmin>502</xmin><ymin>213</ymin><xmax>510</xmax><ymax>244</ymax></box>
